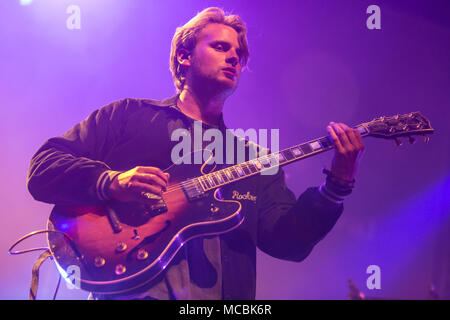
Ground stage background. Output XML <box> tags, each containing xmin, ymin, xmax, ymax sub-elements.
<box><xmin>1</xmin><ymin>0</ymin><xmax>449</xmax><ymax>300</ymax></box>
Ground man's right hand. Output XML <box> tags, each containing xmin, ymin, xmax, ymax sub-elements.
<box><xmin>108</xmin><ymin>166</ymin><xmax>170</xmax><ymax>205</ymax></box>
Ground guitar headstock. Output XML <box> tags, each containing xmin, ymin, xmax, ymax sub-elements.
<box><xmin>364</xmin><ymin>112</ymin><xmax>434</xmax><ymax>145</ymax></box>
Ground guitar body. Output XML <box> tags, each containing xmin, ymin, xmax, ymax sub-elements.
<box><xmin>47</xmin><ymin>151</ymin><xmax>243</xmax><ymax>294</ymax></box>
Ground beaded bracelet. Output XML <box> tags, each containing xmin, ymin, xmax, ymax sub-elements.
<box><xmin>322</xmin><ymin>168</ymin><xmax>355</xmax><ymax>197</ymax></box>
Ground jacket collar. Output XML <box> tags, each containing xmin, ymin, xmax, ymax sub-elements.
<box><xmin>159</xmin><ymin>93</ymin><xmax>227</xmax><ymax>131</ymax></box>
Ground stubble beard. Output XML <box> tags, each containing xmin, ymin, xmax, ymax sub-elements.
<box><xmin>188</xmin><ymin>64</ymin><xmax>237</xmax><ymax>100</ymax></box>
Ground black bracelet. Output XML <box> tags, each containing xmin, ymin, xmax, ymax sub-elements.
<box><xmin>322</xmin><ymin>168</ymin><xmax>355</xmax><ymax>187</ymax></box>
<box><xmin>322</xmin><ymin>168</ymin><xmax>355</xmax><ymax>197</ymax></box>
<box><xmin>103</xmin><ymin>171</ymin><xmax>122</xmax><ymax>200</ymax></box>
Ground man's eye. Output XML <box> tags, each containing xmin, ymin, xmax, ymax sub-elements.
<box><xmin>215</xmin><ymin>45</ymin><xmax>224</xmax><ymax>51</ymax></box>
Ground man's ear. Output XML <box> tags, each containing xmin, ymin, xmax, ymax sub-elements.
<box><xmin>177</xmin><ymin>48</ymin><xmax>191</xmax><ymax>67</ymax></box>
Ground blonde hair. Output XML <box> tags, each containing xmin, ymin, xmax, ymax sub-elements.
<box><xmin>169</xmin><ymin>7</ymin><xmax>249</xmax><ymax>93</ymax></box>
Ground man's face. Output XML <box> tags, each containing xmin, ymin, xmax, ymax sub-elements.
<box><xmin>186</xmin><ymin>23</ymin><xmax>243</xmax><ymax>95</ymax></box>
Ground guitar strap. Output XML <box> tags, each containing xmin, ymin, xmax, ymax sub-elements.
<box><xmin>29</xmin><ymin>249</ymin><xmax>52</xmax><ymax>300</ymax></box>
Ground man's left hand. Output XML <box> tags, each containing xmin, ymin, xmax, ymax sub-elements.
<box><xmin>327</xmin><ymin>122</ymin><xmax>365</xmax><ymax>182</ymax></box>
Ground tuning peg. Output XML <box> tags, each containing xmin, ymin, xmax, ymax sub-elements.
<box><xmin>394</xmin><ymin>138</ymin><xmax>403</xmax><ymax>146</ymax></box>
<box><xmin>408</xmin><ymin>136</ymin><xmax>416</xmax><ymax>144</ymax></box>
<box><xmin>423</xmin><ymin>135</ymin><xmax>430</xmax><ymax>143</ymax></box>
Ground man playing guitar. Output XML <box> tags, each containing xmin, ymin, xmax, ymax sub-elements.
<box><xmin>27</xmin><ymin>7</ymin><xmax>365</xmax><ymax>299</ymax></box>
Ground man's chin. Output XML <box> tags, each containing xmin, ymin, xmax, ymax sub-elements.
<box><xmin>191</xmin><ymin>75</ymin><xmax>238</xmax><ymax>96</ymax></box>
<box><xmin>218</xmin><ymin>76</ymin><xmax>239</xmax><ymax>91</ymax></box>
<box><xmin>218</xmin><ymin>81</ymin><xmax>238</xmax><ymax>97</ymax></box>
<box><xmin>204</xmin><ymin>79</ymin><xmax>237</xmax><ymax>96</ymax></box>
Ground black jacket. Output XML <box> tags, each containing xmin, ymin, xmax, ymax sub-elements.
<box><xmin>27</xmin><ymin>94</ymin><xmax>343</xmax><ymax>299</ymax></box>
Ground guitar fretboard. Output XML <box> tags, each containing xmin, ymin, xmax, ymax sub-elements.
<box><xmin>181</xmin><ymin>125</ymin><xmax>369</xmax><ymax>200</ymax></box>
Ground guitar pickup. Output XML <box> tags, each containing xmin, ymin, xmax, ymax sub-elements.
<box><xmin>143</xmin><ymin>199</ymin><xmax>168</xmax><ymax>217</ymax></box>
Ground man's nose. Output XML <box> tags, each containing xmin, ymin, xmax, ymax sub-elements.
<box><xmin>225</xmin><ymin>51</ymin><xmax>240</xmax><ymax>67</ymax></box>
<box><xmin>226</xmin><ymin>56</ymin><xmax>239</xmax><ymax>67</ymax></box>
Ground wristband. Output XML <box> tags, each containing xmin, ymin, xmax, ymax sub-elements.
<box><xmin>322</xmin><ymin>168</ymin><xmax>355</xmax><ymax>197</ymax></box>
<box><xmin>96</xmin><ymin>170</ymin><xmax>122</xmax><ymax>201</ymax></box>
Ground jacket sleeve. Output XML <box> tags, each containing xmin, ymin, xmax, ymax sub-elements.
<box><xmin>26</xmin><ymin>99</ymin><xmax>129</xmax><ymax>206</ymax></box>
<box><xmin>256</xmin><ymin>167</ymin><xmax>343</xmax><ymax>262</ymax></box>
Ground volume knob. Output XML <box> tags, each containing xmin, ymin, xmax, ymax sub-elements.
<box><xmin>137</xmin><ymin>249</ymin><xmax>148</xmax><ymax>260</ymax></box>
<box><xmin>94</xmin><ymin>256</ymin><xmax>105</xmax><ymax>267</ymax></box>
<box><xmin>115</xmin><ymin>264</ymin><xmax>126</xmax><ymax>275</ymax></box>
<box><xmin>115</xmin><ymin>242</ymin><xmax>127</xmax><ymax>253</ymax></box>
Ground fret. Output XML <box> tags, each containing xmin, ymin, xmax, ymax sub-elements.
<box><xmin>309</xmin><ymin>140</ymin><xmax>322</xmax><ymax>151</ymax></box>
<box><xmin>291</xmin><ymin>146</ymin><xmax>303</xmax><ymax>157</ymax></box>
<box><xmin>277</xmin><ymin>152</ymin><xmax>286</xmax><ymax>163</ymax></box>
<box><xmin>247</xmin><ymin>162</ymin><xmax>258</xmax><ymax>173</ymax></box>
<box><xmin>203</xmin><ymin>178</ymin><xmax>213</xmax><ymax>189</ymax></box>
<box><xmin>235</xmin><ymin>166</ymin><xmax>245</xmax><ymax>177</ymax></box>
<box><xmin>259</xmin><ymin>157</ymin><xmax>271</xmax><ymax>168</ymax></box>
<box><xmin>215</xmin><ymin>173</ymin><xmax>223</xmax><ymax>184</ymax></box>
<box><xmin>198</xmin><ymin>176</ymin><xmax>209</xmax><ymax>189</ymax></box>
<box><xmin>206</xmin><ymin>175</ymin><xmax>215</xmax><ymax>187</ymax></box>
<box><xmin>211</xmin><ymin>174</ymin><xmax>219</xmax><ymax>185</ymax></box>
<box><xmin>300</xmin><ymin>143</ymin><xmax>312</xmax><ymax>154</ymax></box>
<box><xmin>198</xmin><ymin>177</ymin><xmax>208</xmax><ymax>190</ymax></box>
<box><xmin>230</xmin><ymin>167</ymin><xmax>240</xmax><ymax>179</ymax></box>
<box><xmin>271</xmin><ymin>154</ymin><xmax>279</xmax><ymax>163</ymax></box>
<box><xmin>241</xmin><ymin>164</ymin><xmax>251</xmax><ymax>175</ymax></box>
<box><xmin>260</xmin><ymin>155</ymin><xmax>274</xmax><ymax>167</ymax></box>
<box><xmin>224</xmin><ymin>168</ymin><xmax>234</xmax><ymax>180</ymax></box>
<box><xmin>219</xmin><ymin>171</ymin><xmax>229</xmax><ymax>183</ymax></box>
<box><xmin>282</xmin><ymin>149</ymin><xmax>295</xmax><ymax>161</ymax></box>
<box><xmin>252</xmin><ymin>159</ymin><xmax>263</xmax><ymax>170</ymax></box>
<box><xmin>319</xmin><ymin>137</ymin><xmax>333</xmax><ymax>148</ymax></box>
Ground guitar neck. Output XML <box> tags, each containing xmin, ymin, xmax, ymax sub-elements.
<box><xmin>181</xmin><ymin>124</ymin><xmax>370</xmax><ymax>198</ymax></box>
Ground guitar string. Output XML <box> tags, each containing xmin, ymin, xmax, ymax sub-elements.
<box><xmin>161</xmin><ymin>141</ymin><xmax>331</xmax><ymax>194</ymax></box>
<box><xmin>161</xmin><ymin>152</ymin><xmax>299</xmax><ymax>195</ymax></box>
<box><xmin>162</xmin><ymin>154</ymin><xmax>282</xmax><ymax>193</ymax></box>
<box><xmin>162</xmin><ymin>168</ymin><xmax>252</xmax><ymax>194</ymax></box>
<box><xmin>161</xmin><ymin>162</ymin><xmax>265</xmax><ymax>195</ymax></box>
<box><xmin>158</xmin><ymin>126</ymin><xmax>404</xmax><ymax>195</ymax></box>
<box><xmin>147</xmin><ymin>119</ymin><xmax>429</xmax><ymax>195</ymax></box>
<box><xmin>161</xmin><ymin>132</ymin><xmax>348</xmax><ymax>195</ymax></box>
<box><xmin>162</xmin><ymin>160</ymin><xmax>263</xmax><ymax>193</ymax></box>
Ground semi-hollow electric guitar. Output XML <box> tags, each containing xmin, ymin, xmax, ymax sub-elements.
<box><xmin>47</xmin><ymin>112</ymin><xmax>433</xmax><ymax>294</ymax></box>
